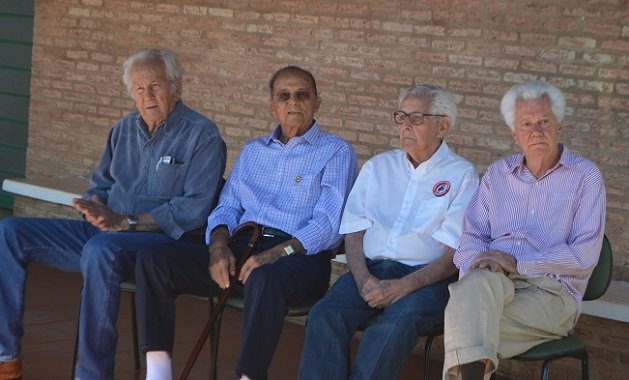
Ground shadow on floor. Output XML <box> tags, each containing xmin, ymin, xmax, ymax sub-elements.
<box><xmin>21</xmin><ymin>263</ymin><xmax>443</xmax><ymax>379</ymax></box>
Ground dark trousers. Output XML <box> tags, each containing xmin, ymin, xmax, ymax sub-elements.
<box><xmin>135</xmin><ymin>231</ymin><xmax>331</xmax><ymax>380</ymax></box>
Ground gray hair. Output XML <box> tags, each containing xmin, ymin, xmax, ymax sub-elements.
<box><xmin>399</xmin><ymin>85</ymin><xmax>458</xmax><ymax>127</ymax></box>
<box><xmin>121</xmin><ymin>48</ymin><xmax>183</xmax><ymax>96</ymax></box>
<box><xmin>500</xmin><ymin>80</ymin><xmax>565</xmax><ymax>131</ymax></box>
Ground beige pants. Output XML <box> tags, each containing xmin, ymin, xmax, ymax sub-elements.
<box><xmin>442</xmin><ymin>269</ymin><xmax>577</xmax><ymax>380</ymax></box>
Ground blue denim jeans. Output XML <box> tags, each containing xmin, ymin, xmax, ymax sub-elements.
<box><xmin>0</xmin><ymin>217</ymin><xmax>175</xmax><ymax>380</ymax></box>
<box><xmin>299</xmin><ymin>259</ymin><xmax>456</xmax><ymax>380</ymax></box>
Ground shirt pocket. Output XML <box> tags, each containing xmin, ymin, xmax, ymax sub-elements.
<box><xmin>148</xmin><ymin>163</ymin><xmax>186</xmax><ymax>197</ymax></box>
<box><xmin>543</xmin><ymin>192</ymin><xmax>576</xmax><ymax>236</ymax></box>
<box><xmin>286</xmin><ymin>174</ymin><xmax>320</xmax><ymax>209</ymax></box>
<box><xmin>412</xmin><ymin>197</ymin><xmax>449</xmax><ymax>235</ymax></box>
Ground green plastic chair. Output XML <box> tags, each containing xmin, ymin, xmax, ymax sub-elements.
<box><xmin>494</xmin><ymin>234</ymin><xmax>613</xmax><ymax>380</ymax></box>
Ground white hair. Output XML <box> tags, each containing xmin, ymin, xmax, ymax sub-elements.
<box><xmin>399</xmin><ymin>84</ymin><xmax>458</xmax><ymax>127</ymax></box>
<box><xmin>500</xmin><ymin>80</ymin><xmax>566</xmax><ymax>131</ymax></box>
<box><xmin>121</xmin><ymin>48</ymin><xmax>183</xmax><ymax>97</ymax></box>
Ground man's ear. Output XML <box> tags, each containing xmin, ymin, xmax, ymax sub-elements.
<box><xmin>438</xmin><ymin>117</ymin><xmax>452</xmax><ymax>138</ymax></box>
<box><xmin>268</xmin><ymin>100</ymin><xmax>276</xmax><ymax>118</ymax></box>
<box><xmin>175</xmin><ymin>79</ymin><xmax>183</xmax><ymax>99</ymax></box>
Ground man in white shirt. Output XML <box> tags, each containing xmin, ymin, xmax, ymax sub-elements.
<box><xmin>299</xmin><ymin>85</ymin><xmax>479</xmax><ymax>379</ymax></box>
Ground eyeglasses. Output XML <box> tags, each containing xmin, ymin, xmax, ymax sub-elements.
<box><xmin>273</xmin><ymin>90</ymin><xmax>314</xmax><ymax>102</ymax></box>
<box><xmin>393</xmin><ymin>111</ymin><xmax>446</xmax><ymax>126</ymax></box>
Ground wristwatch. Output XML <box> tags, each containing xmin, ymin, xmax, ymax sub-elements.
<box><xmin>127</xmin><ymin>214</ymin><xmax>138</xmax><ymax>232</ymax></box>
<box><xmin>283</xmin><ymin>243</ymin><xmax>295</xmax><ymax>256</ymax></box>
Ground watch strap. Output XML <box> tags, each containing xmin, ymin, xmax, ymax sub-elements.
<box><xmin>127</xmin><ymin>214</ymin><xmax>138</xmax><ymax>232</ymax></box>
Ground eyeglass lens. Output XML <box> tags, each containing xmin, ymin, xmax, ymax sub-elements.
<box><xmin>393</xmin><ymin>111</ymin><xmax>424</xmax><ymax>125</ymax></box>
<box><xmin>275</xmin><ymin>90</ymin><xmax>312</xmax><ymax>102</ymax></box>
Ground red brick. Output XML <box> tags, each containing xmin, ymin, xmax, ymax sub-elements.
<box><xmin>432</xmin><ymin>66</ymin><xmax>465</xmax><ymax>78</ymax></box>
<box><xmin>503</xmin><ymin>45</ymin><xmax>537</xmax><ymax>57</ymax></box>
<box><xmin>559</xmin><ymin>36</ymin><xmax>597</xmax><ymax>48</ymax></box>
<box><xmin>483</xmin><ymin>29</ymin><xmax>518</xmax><ymax>41</ymax></box>
<box><xmin>577</xmin><ymin>79</ymin><xmax>614</xmax><ymax>93</ymax></box>
<box><xmin>467</xmin><ymin>68</ymin><xmax>501</xmax><ymax>81</ymax></box>
<box><xmin>484</xmin><ymin>57</ymin><xmax>518</xmax><ymax>70</ymax></box>
<box><xmin>599</xmin><ymin>68</ymin><xmax>629</xmax><ymax>80</ymax></box>
<box><xmin>400</xmin><ymin>9</ymin><xmax>432</xmax><ymax>22</ymax></box>
<box><xmin>449</xmin><ymin>55</ymin><xmax>483</xmax><ymax>66</ymax></box>
<box><xmin>582</xmin><ymin>52</ymin><xmax>615</xmax><ymax>64</ymax></box>
<box><xmin>521</xmin><ymin>61</ymin><xmax>557</xmax><ymax>74</ymax></box>
<box><xmin>559</xmin><ymin>64</ymin><xmax>596</xmax><ymax>76</ymax></box>
<box><xmin>349</xmin><ymin>18</ymin><xmax>380</xmax><ymax>29</ymax></box>
<box><xmin>431</xmin><ymin>39</ymin><xmax>465</xmax><ymax>51</ymax></box>
<box><xmin>449</xmin><ymin>28</ymin><xmax>481</xmax><ymax>38</ymax></box>
<box><xmin>521</xmin><ymin>33</ymin><xmax>557</xmax><ymax>45</ymax></box>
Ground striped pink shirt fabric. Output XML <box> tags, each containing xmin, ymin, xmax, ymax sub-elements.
<box><xmin>454</xmin><ymin>144</ymin><xmax>606</xmax><ymax>305</ymax></box>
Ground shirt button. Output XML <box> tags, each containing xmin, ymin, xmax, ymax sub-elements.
<box><xmin>531</xmin><ymin>210</ymin><xmax>535</xmax><ymax>214</ymax></box>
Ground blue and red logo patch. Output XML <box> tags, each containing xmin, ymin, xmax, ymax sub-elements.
<box><xmin>432</xmin><ymin>181</ymin><xmax>451</xmax><ymax>197</ymax></box>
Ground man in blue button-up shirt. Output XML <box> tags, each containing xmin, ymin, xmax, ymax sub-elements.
<box><xmin>0</xmin><ymin>48</ymin><xmax>226</xmax><ymax>380</ymax></box>
<box><xmin>134</xmin><ymin>65</ymin><xmax>357</xmax><ymax>380</ymax></box>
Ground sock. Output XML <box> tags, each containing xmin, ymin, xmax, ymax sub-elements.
<box><xmin>145</xmin><ymin>351</ymin><xmax>172</xmax><ymax>380</ymax></box>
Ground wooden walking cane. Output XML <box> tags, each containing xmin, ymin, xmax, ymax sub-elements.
<box><xmin>178</xmin><ymin>222</ymin><xmax>262</xmax><ymax>380</ymax></box>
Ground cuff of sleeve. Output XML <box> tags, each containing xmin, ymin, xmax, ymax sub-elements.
<box><xmin>82</xmin><ymin>190</ymin><xmax>107</xmax><ymax>203</ymax></box>
<box><xmin>339</xmin><ymin>220</ymin><xmax>372</xmax><ymax>235</ymax></box>
<box><xmin>516</xmin><ymin>260</ymin><xmax>531</xmax><ymax>275</ymax></box>
<box><xmin>432</xmin><ymin>229</ymin><xmax>459</xmax><ymax>250</ymax></box>
<box><xmin>206</xmin><ymin>214</ymin><xmax>239</xmax><ymax>245</ymax></box>
<box><xmin>150</xmin><ymin>207</ymin><xmax>184</xmax><ymax>240</ymax></box>
<box><xmin>292</xmin><ymin>231</ymin><xmax>316</xmax><ymax>255</ymax></box>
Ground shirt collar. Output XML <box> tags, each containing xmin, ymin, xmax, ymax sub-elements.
<box><xmin>265</xmin><ymin>120</ymin><xmax>321</xmax><ymax>146</ymax></box>
<box><xmin>135</xmin><ymin>101</ymin><xmax>185</xmax><ymax>136</ymax></box>
<box><xmin>506</xmin><ymin>143</ymin><xmax>574</xmax><ymax>174</ymax></box>
<box><xmin>405</xmin><ymin>141</ymin><xmax>450</xmax><ymax>172</ymax></box>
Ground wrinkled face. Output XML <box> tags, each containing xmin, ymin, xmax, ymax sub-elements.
<box><xmin>398</xmin><ymin>96</ymin><xmax>449</xmax><ymax>166</ymax></box>
<box><xmin>269</xmin><ymin>72</ymin><xmax>321</xmax><ymax>140</ymax></box>
<box><xmin>130</xmin><ymin>60</ymin><xmax>179</xmax><ymax>131</ymax></box>
<box><xmin>512</xmin><ymin>97</ymin><xmax>562</xmax><ymax>159</ymax></box>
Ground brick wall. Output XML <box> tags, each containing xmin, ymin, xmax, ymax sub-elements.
<box><xmin>17</xmin><ymin>1</ymin><xmax>628</xmax><ymax>378</ymax></box>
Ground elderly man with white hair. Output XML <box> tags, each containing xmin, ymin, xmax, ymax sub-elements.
<box><xmin>442</xmin><ymin>80</ymin><xmax>606</xmax><ymax>380</ymax></box>
<box><xmin>299</xmin><ymin>84</ymin><xmax>479</xmax><ymax>380</ymax></box>
<box><xmin>0</xmin><ymin>48</ymin><xmax>226</xmax><ymax>379</ymax></box>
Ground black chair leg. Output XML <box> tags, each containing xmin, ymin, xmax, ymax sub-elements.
<box><xmin>70</xmin><ymin>290</ymin><xmax>82</xmax><ymax>380</ymax></box>
<box><xmin>580</xmin><ymin>351</ymin><xmax>589</xmax><ymax>380</ymax></box>
<box><xmin>129</xmin><ymin>292</ymin><xmax>141</xmax><ymax>371</ymax></box>
<box><xmin>209</xmin><ymin>305</ymin><xmax>225</xmax><ymax>380</ymax></box>
<box><xmin>540</xmin><ymin>359</ymin><xmax>552</xmax><ymax>380</ymax></box>
<box><xmin>423</xmin><ymin>334</ymin><xmax>436</xmax><ymax>380</ymax></box>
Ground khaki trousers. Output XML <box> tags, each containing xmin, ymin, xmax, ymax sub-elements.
<box><xmin>442</xmin><ymin>269</ymin><xmax>577</xmax><ymax>380</ymax></box>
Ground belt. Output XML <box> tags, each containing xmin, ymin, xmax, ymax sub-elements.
<box><xmin>260</xmin><ymin>226</ymin><xmax>292</xmax><ymax>239</ymax></box>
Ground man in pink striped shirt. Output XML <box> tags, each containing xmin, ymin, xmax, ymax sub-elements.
<box><xmin>442</xmin><ymin>81</ymin><xmax>606</xmax><ymax>380</ymax></box>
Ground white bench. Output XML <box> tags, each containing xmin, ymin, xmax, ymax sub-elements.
<box><xmin>2</xmin><ymin>176</ymin><xmax>88</xmax><ymax>206</ymax></box>
<box><xmin>3</xmin><ymin>176</ymin><xmax>627</xmax><ymax>323</ymax></box>
<box><xmin>582</xmin><ymin>281</ymin><xmax>629</xmax><ymax>323</ymax></box>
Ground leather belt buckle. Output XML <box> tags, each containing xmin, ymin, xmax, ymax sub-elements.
<box><xmin>261</xmin><ymin>226</ymin><xmax>290</xmax><ymax>239</ymax></box>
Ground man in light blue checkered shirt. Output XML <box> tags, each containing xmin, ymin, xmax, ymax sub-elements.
<box><xmin>134</xmin><ymin>65</ymin><xmax>358</xmax><ymax>380</ymax></box>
